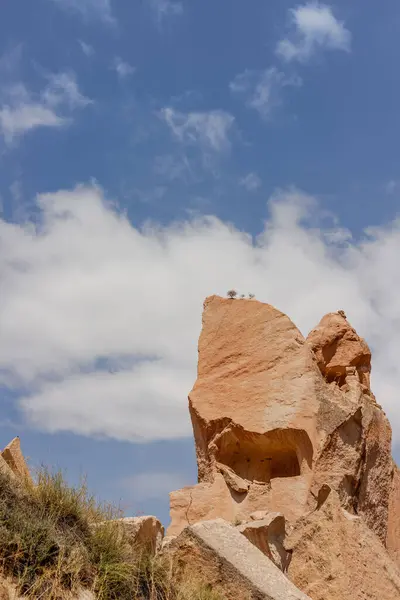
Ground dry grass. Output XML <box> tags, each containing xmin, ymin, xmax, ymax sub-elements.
<box><xmin>0</xmin><ymin>467</ymin><xmax>224</xmax><ymax>600</ymax></box>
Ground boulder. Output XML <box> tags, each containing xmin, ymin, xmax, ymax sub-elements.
<box><xmin>167</xmin><ymin>518</ymin><xmax>311</xmax><ymax>600</ymax></box>
<box><xmin>1</xmin><ymin>438</ymin><xmax>32</xmax><ymax>483</ymax></box>
<box><xmin>114</xmin><ymin>516</ymin><xmax>164</xmax><ymax>554</ymax></box>
<box><xmin>236</xmin><ymin>512</ymin><xmax>290</xmax><ymax>572</ymax></box>
<box><xmin>286</xmin><ymin>487</ymin><xmax>400</xmax><ymax>600</ymax></box>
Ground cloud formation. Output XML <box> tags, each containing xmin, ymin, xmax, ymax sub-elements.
<box><xmin>160</xmin><ymin>107</ymin><xmax>235</xmax><ymax>153</ymax></box>
<box><xmin>0</xmin><ymin>73</ymin><xmax>91</xmax><ymax>144</ymax></box>
<box><xmin>276</xmin><ymin>2</ymin><xmax>351</xmax><ymax>62</ymax></box>
<box><xmin>230</xmin><ymin>67</ymin><xmax>301</xmax><ymax>119</ymax></box>
<box><xmin>2</xmin><ymin>185</ymin><xmax>400</xmax><ymax>446</ymax></box>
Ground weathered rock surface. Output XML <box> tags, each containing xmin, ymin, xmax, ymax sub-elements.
<box><xmin>387</xmin><ymin>462</ymin><xmax>400</xmax><ymax>566</ymax></box>
<box><xmin>1</xmin><ymin>438</ymin><xmax>32</xmax><ymax>482</ymax></box>
<box><xmin>115</xmin><ymin>516</ymin><xmax>164</xmax><ymax>554</ymax></box>
<box><xmin>306</xmin><ymin>313</ymin><xmax>394</xmax><ymax>546</ymax></box>
<box><xmin>168</xmin><ymin>296</ymin><xmax>398</xmax><ymax>558</ymax></box>
<box><xmin>0</xmin><ymin>454</ymin><xmax>16</xmax><ymax>481</ymax></box>
<box><xmin>306</xmin><ymin>311</ymin><xmax>371</xmax><ymax>390</ymax></box>
<box><xmin>237</xmin><ymin>512</ymin><xmax>290</xmax><ymax>572</ymax></box>
<box><xmin>167</xmin><ymin>518</ymin><xmax>311</xmax><ymax>600</ymax></box>
<box><xmin>169</xmin><ymin>296</ymin><xmax>322</xmax><ymax>534</ymax></box>
<box><xmin>286</xmin><ymin>487</ymin><xmax>400</xmax><ymax>600</ymax></box>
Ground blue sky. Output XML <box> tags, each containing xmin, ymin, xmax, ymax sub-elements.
<box><xmin>1</xmin><ymin>0</ymin><xmax>400</xmax><ymax>525</ymax></box>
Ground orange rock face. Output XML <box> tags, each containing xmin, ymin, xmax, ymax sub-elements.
<box><xmin>1</xmin><ymin>437</ymin><xmax>32</xmax><ymax>483</ymax></box>
<box><xmin>307</xmin><ymin>311</ymin><xmax>371</xmax><ymax>390</ymax></box>
<box><xmin>169</xmin><ymin>296</ymin><xmax>321</xmax><ymax>534</ymax></box>
<box><xmin>286</xmin><ymin>487</ymin><xmax>400</xmax><ymax>600</ymax></box>
<box><xmin>168</xmin><ymin>296</ymin><xmax>400</xmax><ymax>573</ymax></box>
<box><xmin>387</xmin><ymin>463</ymin><xmax>400</xmax><ymax>566</ymax></box>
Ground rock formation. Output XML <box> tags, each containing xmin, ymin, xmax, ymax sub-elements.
<box><xmin>236</xmin><ymin>512</ymin><xmax>290</xmax><ymax>571</ymax></box>
<box><xmin>286</xmin><ymin>487</ymin><xmax>400</xmax><ymax>600</ymax></box>
<box><xmin>169</xmin><ymin>519</ymin><xmax>311</xmax><ymax>600</ymax></box>
<box><xmin>1</xmin><ymin>437</ymin><xmax>32</xmax><ymax>483</ymax></box>
<box><xmin>168</xmin><ymin>295</ymin><xmax>400</xmax><ymax>598</ymax></box>
<box><xmin>113</xmin><ymin>516</ymin><xmax>164</xmax><ymax>555</ymax></box>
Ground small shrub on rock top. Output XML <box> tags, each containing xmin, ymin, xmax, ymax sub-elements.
<box><xmin>227</xmin><ymin>290</ymin><xmax>237</xmax><ymax>299</ymax></box>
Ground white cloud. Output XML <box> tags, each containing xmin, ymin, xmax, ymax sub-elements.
<box><xmin>230</xmin><ymin>67</ymin><xmax>301</xmax><ymax>119</ymax></box>
<box><xmin>240</xmin><ymin>172</ymin><xmax>262</xmax><ymax>191</ymax></box>
<box><xmin>49</xmin><ymin>0</ymin><xmax>114</xmax><ymax>24</ymax></box>
<box><xmin>0</xmin><ymin>104</ymin><xmax>65</xmax><ymax>143</ymax></box>
<box><xmin>121</xmin><ymin>472</ymin><xmax>188</xmax><ymax>501</ymax></box>
<box><xmin>43</xmin><ymin>72</ymin><xmax>92</xmax><ymax>110</ymax></box>
<box><xmin>0</xmin><ymin>73</ymin><xmax>91</xmax><ymax>145</ymax></box>
<box><xmin>148</xmin><ymin>0</ymin><xmax>183</xmax><ymax>23</ymax></box>
<box><xmin>276</xmin><ymin>2</ymin><xmax>351</xmax><ymax>62</ymax></box>
<box><xmin>79</xmin><ymin>41</ymin><xmax>95</xmax><ymax>57</ymax></box>
<box><xmin>113</xmin><ymin>57</ymin><xmax>135</xmax><ymax>79</ymax></box>
<box><xmin>2</xmin><ymin>185</ymin><xmax>400</xmax><ymax>446</ymax></box>
<box><xmin>160</xmin><ymin>107</ymin><xmax>234</xmax><ymax>153</ymax></box>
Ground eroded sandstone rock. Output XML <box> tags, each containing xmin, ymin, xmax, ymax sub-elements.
<box><xmin>169</xmin><ymin>296</ymin><xmax>322</xmax><ymax>535</ymax></box>
<box><xmin>169</xmin><ymin>297</ymin><xmax>397</xmax><ymax>551</ymax></box>
<box><xmin>306</xmin><ymin>313</ymin><xmax>394</xmax><ymax>545</ymax></box>
<box><xmin>0</xmin><ymin>454</ymin><xmax>16</xmax><ymax>481</ymax></box>
<box><xmin>286</xmin><ymin>487</ymin><xmax>400</xmax><ymax>600</ymax></box>
<box><xmin>237</xmin><ymin>512</ymin><xmax>290</xmax><ymax>572</ymax></box>
<box><xmin>1</xmin><ymin>438</ymin><xmax>32</xmax><ymax>483</ymax></box>
<box><xmin>387</xmin><ymin>462</ymin><xmax>400</xmax><ymax>567</ymax></box>
<box><xmin>307</xmin><ymin>311</ymin><xmax>371</xmax><ymax>390</ymax></box>
<box><xmin>115</xmin><ymin>516</ymin><xmax>164</xmax><ymax>554</ymax></box>
<box><xmin>167</xmin><ymin>519</ymin><xmax>311</xmax><ymax>600</ymax></box>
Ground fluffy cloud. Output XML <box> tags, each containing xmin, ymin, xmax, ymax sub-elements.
<box><xmin>2</xmin><ymin>185</ymin><xmax>400</xmax><ymax>445</ymax></box>
<box><xmin>230</xmin><ymin>67</ymin><xmax>301</xmax><ymax>119</ymax></box>
<box><xmin>276</xmin><ymin>2</ymin><xmax>351</xmax><ymax>62</ymax></box>
<box><xmin>49</xmin><ymin>0</ymin><xmax>114</xmax><ymax>24</ymax></box>
<box><xmin>0</xmin><ymin>73</ymin><xmax>91</xmax><ymax>144</ymax></box>
<box><xmin>160</xmin><ymin>107</ymin><xmax>235</xmax><ymax>153</ymax></box>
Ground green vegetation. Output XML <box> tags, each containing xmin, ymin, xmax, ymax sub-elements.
<box><xmin>0</xmin><ymin>467</ymin><xmax>224</xmax><ymax>600</ymax></box>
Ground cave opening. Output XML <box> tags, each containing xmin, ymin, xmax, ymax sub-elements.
<box><xmin>215</xmin><ymin>427</ymin><xmax>312</xmax><ymax>484</ymax></box>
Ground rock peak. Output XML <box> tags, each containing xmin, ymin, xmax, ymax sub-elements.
<box><xmin>307</xmin><ymin>311</ymin><xmax>371</xmax><ymax>391</ymax></box>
